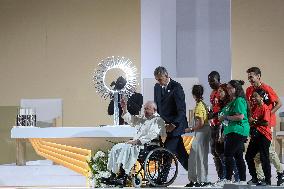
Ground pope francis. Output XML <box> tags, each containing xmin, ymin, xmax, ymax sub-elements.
<box><xmin>105</xmin><ymin>99</ymin><xmax>166</xmax><ymax>186</ymax></box>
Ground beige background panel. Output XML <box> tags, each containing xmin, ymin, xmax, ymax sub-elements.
<box><xmin>231</xmin><ymin>0</ymin><xmax>284</xmax><ymax>96</ymax></box>
<box><xmin>0</xmin><ymin>0</ymin><xmax>141</xmax><ymax>126</ymax></box>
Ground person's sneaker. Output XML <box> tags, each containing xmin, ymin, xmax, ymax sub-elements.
<box><xmin>236</xmin><ymin>181</ymin><xmax>247</xmax><ymax>185</ymax></box>
<box><xmin>256</xmin><ymin>180</ymin><xmax>271</xmax><ymax>186</ymax></box>
<box><xmin>213</xmin><ymin>179</ymin><xmax>232</xmax><ymax>187</ymax></box>
<box><xmin>247</xmin><ymin>178</ymin><xmax>258</xmax><ymax>185</ymax></box>
<box><xmin>193</xmin><ymin>182</ymin><xmax>201</xmax><ymax>187</ymax></box>
<box><xmin>277</xmin><ymin>172</ymin><xmax>284</xmax><ymax>186</ymax></box>
<box><xmin>198</xmin><ymin>182</ymin><xmax>211</xmax><ymax>187</ymax></box>
<box><xmin>211</xmin><ymin>179</ymin><xmax>224</xmax><ymax>187</ymax></box>
<box><xmin>185</xmin><ymin>181</ymin><xmax>195</xmax><ymax>187</ymax></box>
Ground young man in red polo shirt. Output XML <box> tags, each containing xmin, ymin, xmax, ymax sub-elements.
<box><xmin>208</xmin><ymin>71</ymin><xmax>224</xmax><ymax>181</ymax></box>
<box><xmin>246</xmin><ymin>67</ymin><xmax>283</xmax><ymax>186</ymax></box>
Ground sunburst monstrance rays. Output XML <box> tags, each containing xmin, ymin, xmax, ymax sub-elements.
<box><xmin>93</xmin><ymin>56</ymin><xmax>138</xmax><ymax>99</ymax></box>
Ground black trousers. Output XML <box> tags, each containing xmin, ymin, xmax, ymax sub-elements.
<box><xmin>245</xmin><ymin>132</ymin><xmax>271</xmax><ymax>182</ymax></box>
<box><xmin>164</xmin><ymin>136</ymin><xmax>189</xmax><ymax>170</ymax></box>
<box><xmin>224</xmin><ymin>132</ymin><xmax>247</xmax><ymax>181</ymax></box>
<box><xmin>210</xmin><ymin>126</ymin><xmax>224</xmax><ymax>179</ymax></box>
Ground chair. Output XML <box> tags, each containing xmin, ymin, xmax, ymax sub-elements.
<box><xmin>20</xmin><ymin>98</ymin><xmax>63</xmax><ymax>127</ymax></box>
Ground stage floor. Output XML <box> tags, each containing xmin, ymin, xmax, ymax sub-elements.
<box><xmin>0</xmin><ymin>154</ymin><xmax>282</xmax><ymax>188</ymax></box>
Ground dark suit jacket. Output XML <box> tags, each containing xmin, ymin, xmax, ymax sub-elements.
<box><xmin>154</xmin><ymin>79</ymin><xmax>188</xmax><ymax>137</ymax></box>
<box><xmin>108</xmin><ymin>92</ymin><xmax>143</xmax><ymax>124</ymax></box>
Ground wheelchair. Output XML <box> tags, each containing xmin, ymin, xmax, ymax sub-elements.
<box><xmin>130</xmin><ymin>144</ymin><xmax>178</xmax><ymax>187</ymax></box>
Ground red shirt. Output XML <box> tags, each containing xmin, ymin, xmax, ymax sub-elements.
<box><xmin>246</xmin><ymin>82</ymin><xmax>279</xmax><ymax>127</ymax></box>
<box><xmin>251</xmin><ymin>104</ymin><xmax>272</xmax><ymax>141</ymax></box>
<box><xmin>209</xmin><ymin>89</ymin><xmax>221</xmax><ymax>126</ymax></box>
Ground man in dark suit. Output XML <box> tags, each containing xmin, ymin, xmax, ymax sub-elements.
<box><xmin>108</xmin><ymin>76</ymin><xmax>143</xmax><ymax>124</ymax></box>
<box><xmin>154</xmin><ymin>66</ymin><xmax>189</xmax><ymax>170</ymax></box>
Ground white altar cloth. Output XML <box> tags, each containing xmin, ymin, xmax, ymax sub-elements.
<box><xmin>11</xmin><ymin>125</ymin><xmax>135</xmax><ymax>138</ymax></box>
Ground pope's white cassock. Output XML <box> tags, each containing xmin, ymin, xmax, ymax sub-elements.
<box><xmin>107</xmin><ymin>111</ymin><xmax>166</xmax><ymax>174</ymax></box>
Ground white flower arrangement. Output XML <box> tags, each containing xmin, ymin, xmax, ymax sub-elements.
<box><xmin>94</xmin><ymin>150</ymin><xmax>105</xmax><ymax>159</ymax></box>
<box><xmin>87</xmin><ymin>150</ymin><xmax>111</xmax><ymax>188</ymax></box>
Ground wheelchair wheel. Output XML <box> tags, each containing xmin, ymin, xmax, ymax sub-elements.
<box><xmin>132</xmin><ymin>174</ymin><xmax>142</xmax><ymax>188</ymax></box>
<box><xmin>144</xmin><ymin>147</ymin><xmax>178</xmax><ymax>187</ymax></box>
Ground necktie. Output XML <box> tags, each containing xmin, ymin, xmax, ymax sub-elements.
<box><xmin>161</xmin><ymin>87</ymin><xmax>166</xmax><ymax>96</ymax></box>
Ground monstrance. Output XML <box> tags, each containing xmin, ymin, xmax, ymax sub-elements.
<box><xmin>93</xmin><ymin>56</ymin><xmax>138</xmax><ymax>125</ymax></box>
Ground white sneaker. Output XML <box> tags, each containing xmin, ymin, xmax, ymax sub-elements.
<box><xmin>236</xmin><ymin>181</ymin><xmax>247</xmax><ymax>185</ymax></box>
<box><xmin>211</xmin><ymin>179</ymin><xmax>223</xmax><ymax>187</ymax></box>
<box><xmin>213</xmin><ymin>179</ymin><xmax>232</xmax><ymax>187</ymax></box>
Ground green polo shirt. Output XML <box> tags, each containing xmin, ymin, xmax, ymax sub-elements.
<box><xmin>221</xmin><ymin>97</ymin><xmax>250</xmax><ymax>137</ymax></box>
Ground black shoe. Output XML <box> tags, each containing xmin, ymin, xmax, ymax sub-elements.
<box><xmin>247</xmin><ymin>178</ymin><xmax>258</xmax><ymax>185</ymax></box>
<box><xmin>185</xmin><ymin>181</ymin><xmax>195</xmax><ymax>187</ymax></box>
<box><xmin>198</xmin><ymin>182</ymin><xmax>211</xmax><ymax>187</ymax></box>
<box><xmin>277</xmin><ymin>172</ymin><xmax>284</xmax><ymax>186</ymax></box>
<box><xmin>100</xmin><ymin>177</ymin><xmax>110</xmax><ymax>184</ymax></box>
<box><xmin>113</xmin><ymin>175</ymin><xmax>128</xmax><ymax>187</ymax></box>
<box><xmin>266</xmin><ymin>180</ymin><xmax>271</xmax><ymax>185</ymax></box>
<box><xmin>101</xmin><ymin>173</ymin><xmax>117</xmax><ymax>185</ymax></box>
<box><xmin>194</xmin><ymin>182</ymin><xmax>210</xmax><ymax>187</ymax></box>
<box><xmin>256</xmin><ymin>180</ymin><xmax>271</xmax><ymax>186</ymax></box>
<box><xmin>194</xmin><ymin>182</ymin><xmax>201</xmax><ymax>187</ymax></box>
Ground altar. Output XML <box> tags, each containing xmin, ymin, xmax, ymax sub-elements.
<box><xmin>11</xmin><ymin>125</ymin><xmax>135</xmax><ymax>176</ymax></box>
<box><xmin>11</xmin><ymin>125</ymin><xmax>194</xmax><ymax>177</ymax></box>
<box><xmin>11</xmin><ymin>125</ymin><xmax>135</xmax><ymax>138</ymax></box>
